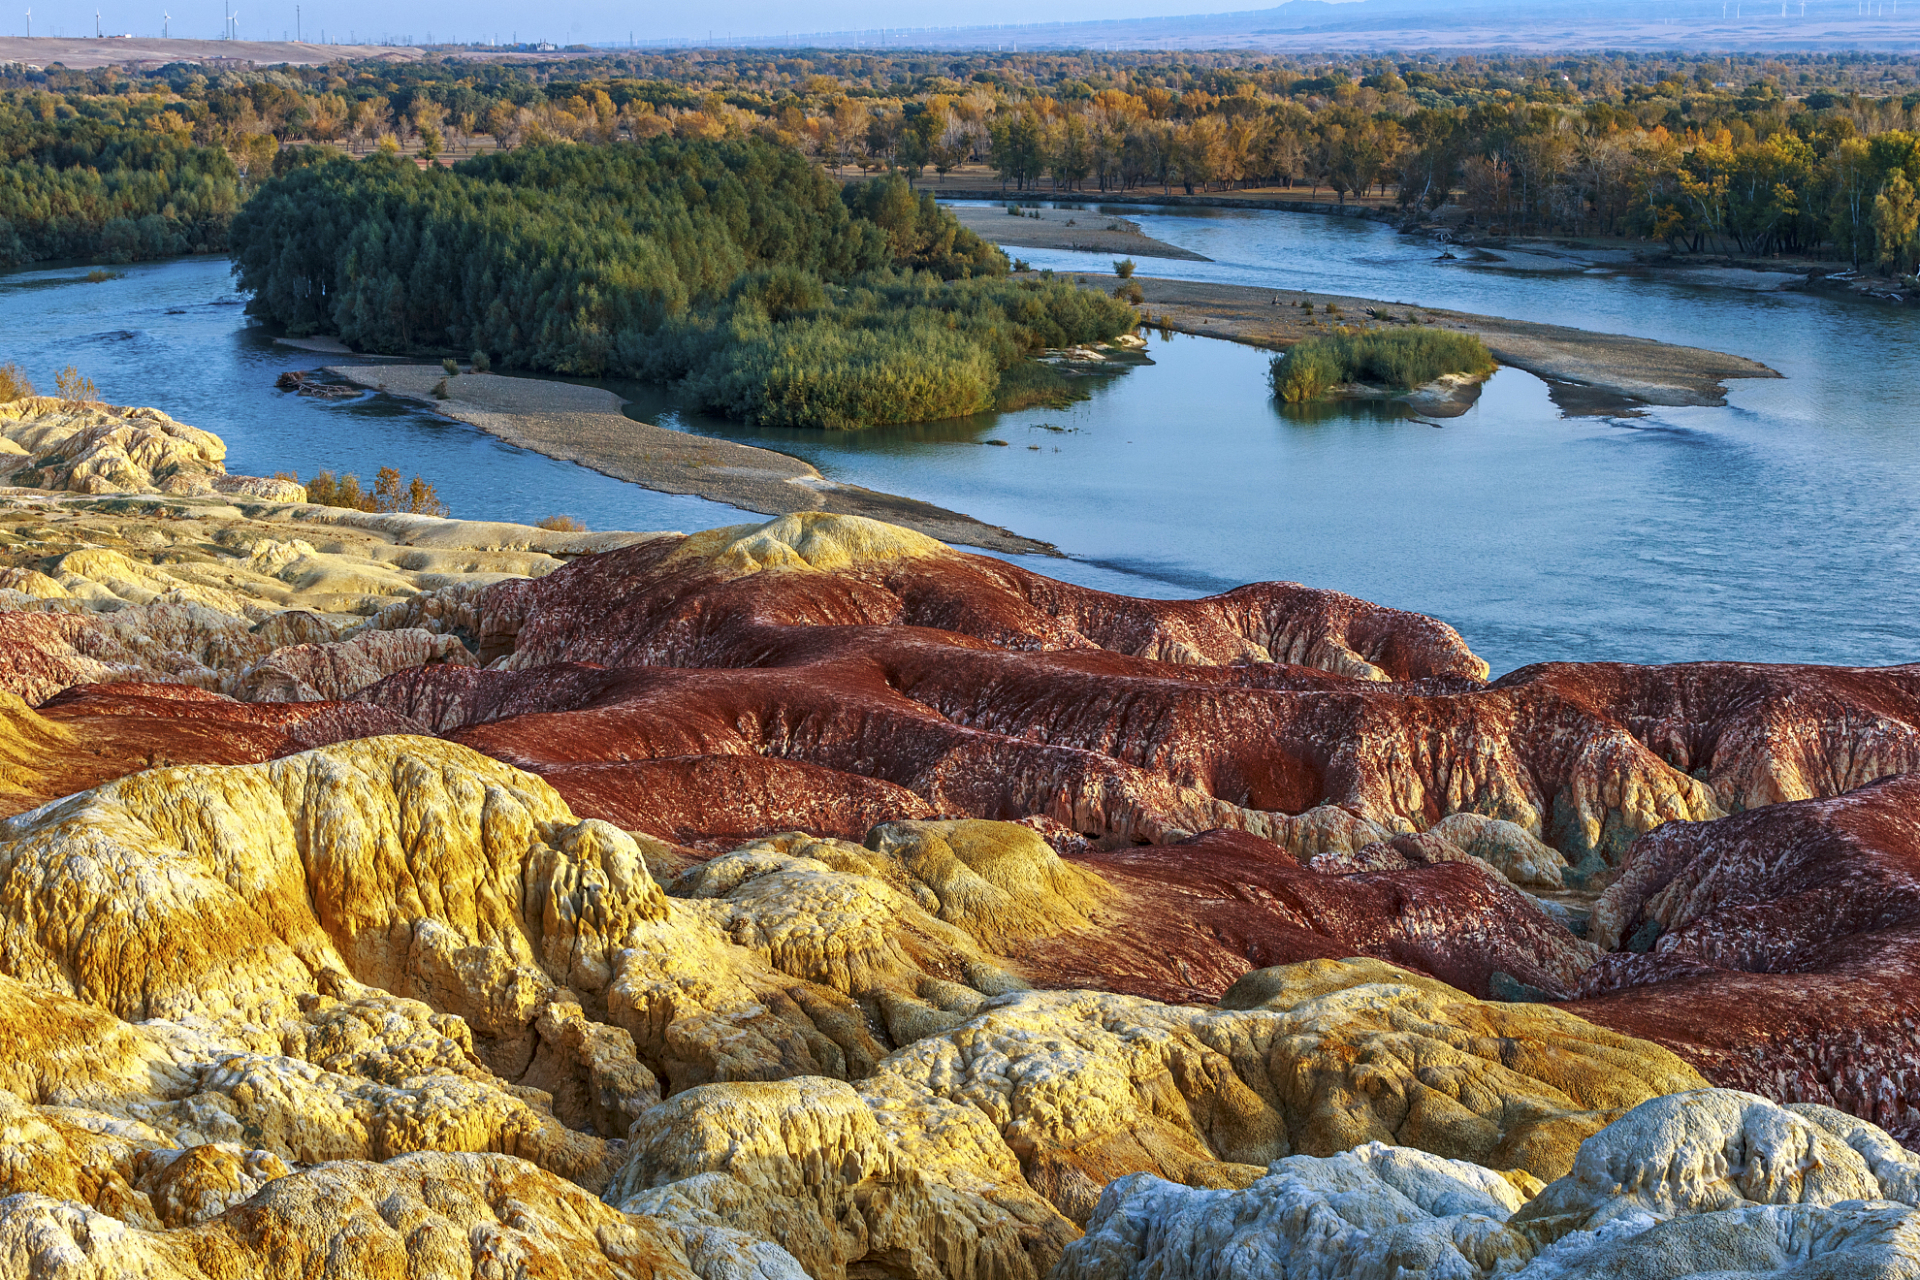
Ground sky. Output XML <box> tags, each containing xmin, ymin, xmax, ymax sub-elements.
<box><xmin>12</xmin><ymin>0</ymin><xmax>1366</xmax><ymax>46</ymax></box>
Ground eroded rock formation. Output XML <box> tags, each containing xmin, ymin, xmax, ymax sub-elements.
<box><xmin>0</xmin><ymin>401</ymin><xmax>1915</xmax><ymax>1277</ymax></box>
<box><xmin>0</xmin><ymin>727</ymin><xmax>1689</xmax><ymax>1280</ymax></box>
<box><xmin>0</xmin><ymin>478</ymin><xmax>652</xmax><ymax>703</ymax></box>
<box><xmin>1564</xmin><ymin>773</ymin><xmax>1920</xmax><ymax>1142</ymax></box>
<box><xmin>1059</xmin><ymin>1089</ymin><xmax>1920</xmax><ymax>1280</ymax></box>
<box><xmin>359</xmin><ymin>515</ymin><xmax>1920</xmax><ymax>882</ymax></box>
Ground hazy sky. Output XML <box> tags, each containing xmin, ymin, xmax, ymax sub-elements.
<box><xmin>18</xmin><ymin>0</ymin><xmax>1351</xmax><ymax>46</ymax></box>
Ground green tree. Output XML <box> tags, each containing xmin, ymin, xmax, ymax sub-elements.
<box><xmin>989</xmin><ymin>110</ymin><xmax>1044</xmax><ymax>191</ymax></box>
<box><xmin>1873</xmin><ymin>172</ymin><xmax>1919</xmax><ymax>274</ymax></box>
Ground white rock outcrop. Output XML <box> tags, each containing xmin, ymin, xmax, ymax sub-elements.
<box><xmin>1057</xmin><ymin>1089</ymin><xmax>1920</xmax><ymax>1280</ymax></box>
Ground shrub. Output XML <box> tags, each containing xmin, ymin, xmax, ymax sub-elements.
<box><xmin>1271</xmin><ymin>344</ymin><xmax>1342</xmax><ymax>402</ymax></box>
<box><xmin>304</xmin><ymin>470</ymin><xmax>373</xmax><ymax>510</ymax></box>
<box><xmin>431</xmin><ymin>378</ymin><xmax>450</xmax><ymax>399</ymax></box>
<box><xmin>84</xmin><ymin>268</ymin><xmax>120</xmax><ymax>283</ymax></box>
<box><xmin>535</xmin><ymin>514</ymin><xmax>587</xmax><ymax>532</ymax></box>
<box><xmin>1268</xmin><ymin>329</ymin><xmax>1496</xmax><ymax>402</ymax></box>
<box><xmin>1301</xmin><ymin>300</ymin><xmax>1314</xmax><ymax>315</ymax></box>
<box><xmin>647</xmin><ymin>273</ymin><xmax>1136</xmax><ymax>429</ymax></box>
<box><xmin>441</xmin><ymin>357</ymin><xmax>460</xmax><ymax>376</ymax></box>
<box><xmin>54</xmin><ymin>365</ymin><xmax>96</xmax><ymax>407</ymax></box>
<box><xmin>0</xmin><ymin>364</ymin><xmax>34</xmax><ymax>402</ymax></box>
<box><xmin>1113</xmin><ymin>281</ymin><xmax>1144</xmax><ymax>305</ymax></box>
<box><xmin>304</xmin><ymin>467</ymin><xmax>448</xmax><ymax>516</ymax></box>
<box><xmin>1113</xmin><ymin>258</ymin><xmax>1136</xmax><ymax>279</ymax></box>
<box><xmin>470</xmin><ymin>350</ymin><xmax>491</xmax><ymax>373</ymax></box>
<box><xmin>372</xmin><ymin>468</ymin><xmax>449</xmax><ymax>516</ymax></box>
<box><xmin>685</xmin><ymin>317</ymin><xmax>1000</xmax><ymax>429</ymax></box>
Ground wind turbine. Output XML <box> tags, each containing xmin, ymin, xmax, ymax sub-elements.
<box><xmin>24</xmin><ymin>6</ymin><xmax>29</xmax><ymax>35</ymax></box>
<box><xmin>163</xmin><ymin>10</ymin><xmax>168</xmax><ymax>35</ymax></box>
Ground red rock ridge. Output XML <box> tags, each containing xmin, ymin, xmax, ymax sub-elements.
<box><xmin>1564</xmin><ymin>773</ymin><xmax>1920</xmax><ymax>1142</ymax></box>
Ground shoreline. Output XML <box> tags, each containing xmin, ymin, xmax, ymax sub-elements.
<box><xmin>905</xmin><ymin>169</ymin><xmax>1402</xmax><ymax>222</ymax></box>
<box><xmin>323</xmin><ymin>364</ymin><xmax>1059</xmax><ymax>556</ymax></box>
<box><xmin>926</xmin><ymin>176</ymin><xmax>1891</xmax><ymax>301</ymax></box>
<box><xmin>946</xmin><ymin>204</ymin><xmax>1211</xmax><ymax>262</ymax></box>
<box><xmin>1104</xmin><ymin>275</ymin><xmax>1779</xmax><ymax>416</ymax></box>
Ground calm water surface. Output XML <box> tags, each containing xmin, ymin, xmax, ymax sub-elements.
<box><xmin>0</xmin><ymin>259</ymin><xmax>751</xmax><ymax>534</ymax></box>
<box><xmin>3</xmin><ymin>208</ymin><xmax>1914</xmax><ymax>675</ymax></box>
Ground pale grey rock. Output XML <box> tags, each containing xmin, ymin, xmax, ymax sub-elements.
<box><xmin>1057</xmin><ymin>1091</ymin><xmax>1920</xmax><ymax>1280</ymax></box>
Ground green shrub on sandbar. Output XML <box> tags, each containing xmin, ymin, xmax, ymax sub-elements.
<box><xmin>686</xmin><ymin>315</ymin><xmax>999</xmax><ymax>429</ymax></box>
<box><xmin>1270</xmin><ymin>328</ymin><xmax>1495</xmax><ymax>403</ymax></box>
<box><xmin>634</xmin><ymin>270</ymin><xmax>1137</xmax><ymax>428</ymax></box>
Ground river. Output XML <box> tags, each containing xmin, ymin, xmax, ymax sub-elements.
<box><xmin>1</xmin><ymin>207</ymin><xmax>1913</xmax><ymax>676</ymax></box>
<box><xmin>0</xmin><ymin>259</ymin><xmax>748</xmax><ymax>535</ymax></box>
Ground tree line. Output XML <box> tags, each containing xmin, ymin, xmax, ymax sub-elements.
<box><xmin>20</xmin><ymin>48</ymin><xmax>1920</xmax><ymax>269</ymax></box>
<box><xmin>0</xmin><ymin>93</ymin><xmax>244</xmax><ymax>266</ymax></box>
<box><xmin>231</xmin><ymin>137</ymin><xmax>1134</xmax><ymax>428</ymax></box>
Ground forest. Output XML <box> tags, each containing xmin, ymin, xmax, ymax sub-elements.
<box><xmin>13</xmin><ymin>47</ymin><xmax>1920</xmax><ymax>271</ymax></box>
<box><xmin>0</xmin><ymin>93</ymin><xmax>246</xmax><ymax>265</ymax></box>
<box><xmin>230</xmin><ymin>138</ymin><xmax>1134</xmax><ymax>427</ymax></box>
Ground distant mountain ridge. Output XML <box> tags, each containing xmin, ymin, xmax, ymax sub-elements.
<box><xmin>762</xmin><ymin>0</ymin><xmax>1920</xmax><ymax>53</ymax></box>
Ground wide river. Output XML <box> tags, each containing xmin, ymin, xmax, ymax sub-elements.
<box><xmin>2</xmin><ymin>203</ymin><xmax>1914</xmax><ymax>675</ymax></box>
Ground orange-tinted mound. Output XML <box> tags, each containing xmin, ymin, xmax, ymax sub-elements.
<box><xmin>536</xmin><ymin>755</ymin><xmax>935</xmax><ymax>848</ymax></box>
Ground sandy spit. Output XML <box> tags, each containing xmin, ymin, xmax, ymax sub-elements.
<box><xmin>947</xmin><ymin>205</ymin><xmax>1211</xmax><ymax>262</ymax></box>
<box><xmin>327</xmin><ymin>364</ymin><xmax>1057</xmax><ymax>556</ymax></box>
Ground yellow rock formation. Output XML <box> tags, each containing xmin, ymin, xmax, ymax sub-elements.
<box><xmin>0</xmin><ymin>734</ymin><xmax>1722</xmax><ymax>1280</ymax></box>
<box><xmin>0</xmin><ymin>477</ymin><xmax>660</xmax><ymax>702</ymax></box>
<box><xmin>671</xmin><ymin>510</ymin><xmax>953</xmax><ymax>577</ymax></box>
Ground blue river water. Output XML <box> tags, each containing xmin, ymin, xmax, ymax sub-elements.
<box><xmin>1</xmin><ymin>204</ymin><xmax>1914</xmax><ymax>675</ymax></box>
<box><xmin>0</xmin><ymin>259</ymin><xmax>748</xmax><ymax>534</ymax></box>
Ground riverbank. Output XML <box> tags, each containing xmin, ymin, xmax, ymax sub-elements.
<box><xmin>324</xmin><ymin>365</ymin><xmax>1057</xmax><ymax>556</ymax></box>
<box><xmin>1101</xmin><ymin>275</ymin><xmax>1779</xmax><ymax>416</ymax></box>
<box><xmin>947</xmin><ymin>205</ymin><xmax>1210</xmax><ymax>262</ymax></box>
<box><xmin>1448</xmin><ymin>235</ymin><xmax>1920</xmax><ymax>304</ymax></box>
<box><xmin>905</xmin><ymin>164</ymin><xmax>1401</xmax><ymax>220</ymax></box>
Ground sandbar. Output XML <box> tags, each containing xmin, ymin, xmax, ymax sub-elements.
<box><xmin>1106</xmin><ymin>276</ymin><xmax>1780</xmax><ymax>415</ymax></box>
<box><xmin>326</xmin><ymin>364</ymin><xmax>1057</xmax><ymax>555</ymax></box>
<box><xmin>946</xmin><ymin>204</ymin><xmax>1210</xmax><ymax>262</ymax></box>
